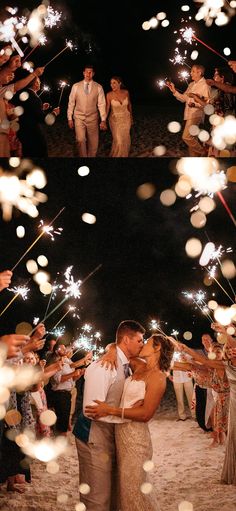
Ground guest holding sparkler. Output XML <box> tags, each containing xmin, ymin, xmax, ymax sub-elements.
<box><xmin>173</xmin><ymin>340</ymin><xmax>230</xmax><ymax>447</ymax></box>
<box><xmin>13</xmin><ymin>75</ymin><xmax>60</xmax><ymax>157</ymax></box>
<box><xmin>49</xmin><ymin>343</ymin><xmax>85</xmax><ymax>435</ymax></box>
<box><xmin>190</xmin><ymin>67</ymin><xmax>235</xmax><ymax>117</ymax></box>
<box><xmin>106</xmin><ymin>76</ymin><xmax>133</xmax><ymax>157</ymax></box>
<box><xmin>67</xmin><ymin>64</ymin><xmax>107</xmax><ymax>157</ymax></box>
<box><xmin>166</xmin><ymin>64</ymin><xmax>210</xmax><ymax>156</ymax></box>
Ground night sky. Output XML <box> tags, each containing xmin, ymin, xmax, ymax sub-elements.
<box><xmin>0</xmin><ymin>159</ymin><xmax>235</xmax><ymax>347</ymax></box>
<box><xmin>1</xmin><ymin>0</ymin><xmax>236</xmax><ymax>102</ymax></box>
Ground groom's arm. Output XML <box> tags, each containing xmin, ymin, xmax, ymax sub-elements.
<box><xmin>97</xmin><ymin>85</ymin><xmax>107</xmax><ymax>129</ymax></box>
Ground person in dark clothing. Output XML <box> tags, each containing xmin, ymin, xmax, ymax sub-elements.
<box><xmin>13</xmin><ymin>76</ymin><xmax>60</xmax><ymax>156</ymax></box>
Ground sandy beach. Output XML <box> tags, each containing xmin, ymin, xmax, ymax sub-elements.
<box><xmin>1</xmin><ymin>384</ymin><xmax>235</xmax><ymax>511</ymax></box>
<box><xmin>46</xmin><ymin>102</ymin><xmax>188</xmax><ymax>158</ymax></box>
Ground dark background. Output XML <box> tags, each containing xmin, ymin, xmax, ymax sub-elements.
<box><xmin>1</xmin><ymin>0</ymin><xmax>236</xmax><ymax>104</ymax></box>
<box><xmin>0</xmin><ymin>159</ymin><xmax>235</xmax><ymax>347</ymax></box>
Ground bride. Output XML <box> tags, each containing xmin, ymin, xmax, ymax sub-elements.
<box><xmin>106</xmin><ymin>76</ymin><xmax>133</xmax><ymax>157</ymax></box>
<box><xmin>85</xmin><ymin>334</ymin><xmax>174</xmax><ymax>511</ymax></box>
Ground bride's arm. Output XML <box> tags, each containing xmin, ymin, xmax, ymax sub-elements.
<box><xmin>85</xmin><ymin>372</ymin><xmax>166</xmax><ymax>422</ymax></box>
<box><xmin>127</xmin><ymin>91</ymin><xmax>133</xmax><ymax>124</ymax></box>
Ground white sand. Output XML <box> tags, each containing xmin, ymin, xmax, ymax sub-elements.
<box><xmin>1</xmin><ymin>394</ymin><xmax>236</xmax><ymax>511</ymax></box>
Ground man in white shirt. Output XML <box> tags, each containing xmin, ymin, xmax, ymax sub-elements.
<box><xmin>67</xmin><ymin>64</ymin><xmax>107</xmax><ymax>157</ymax></box>
<box><xmin>73</xmin><ymin>320</ymin><xmax>145</xmax><ymax>511</ymax></box>
<box><xmin>167</xmin><ymin>64</ymin><xmax>211</xmax><ymax>156</ymax></box>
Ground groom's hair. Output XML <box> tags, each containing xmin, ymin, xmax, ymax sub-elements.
<box><xmin>116</xmin><ymin>320</ymin><xmax>145</xmax><ymax>344</ymax></box>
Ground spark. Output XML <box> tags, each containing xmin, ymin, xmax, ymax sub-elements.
<box><xmin>150</xmin><ymin>319</ymin><xmax>159</xmax><ymax>331</ymax></box>
<box><xmin>8</xmin><ymin>285</ymin><xmax>30</xmax><ymax>300</ymax></box>
<box><xmin>45</xmin><ymin>7</ymin><xmax>62</xmax><ymax>29</ymax></box>
<box><xmin>157</xmin><ymin>79</ymin><xmax>167</xmax><ymax>89</ymax></box>
<box><xmin>62</xmin><ymin>266</ymin><xmax>82</xmax><ymax>299</ymax></box>
<box><xmin>39</xmin><ymin>220</ymin><xmax>63</xmax><ymax>241</ymax></box>
<box><xmin>33</xmin><ymin>317</ymin><xmax>40</xmax><ymax>325</ymax></box>
<box><xmin>170</xmin><ymin>48</ymin><xmax>188</xmax><ymax>66</ymax></box>
<box><xmin>52</xmin><ymin>326</ymin><xmax>66</xmax><ymax>338</ymax></box>
<box><xmin>38</xmin><ymin>34</ymin><xmax>47</xmax><ymax>45</ymax></box>
<box><xmin>0</xmin><ymin>165</ymin><xmax>48</xmax><ymax>221</ymax></box>
<box><xmin>178</xmin><ymin>70</ymin><xmax>190</xmax><ymax>81</ymax></box>
<box><xmin>66</xmin><ymin>40</ymin><xmax>74</xmax><ymax>50</ymax></box>
<box><xmin>82</xmin><ymin>323</ymin><xmax>92</xmax><ymax>333</ymax></box>
<box><xmin>180</xmin><ymin>26</ymin><xmax>195</xmax><ymax>44</ymax></box>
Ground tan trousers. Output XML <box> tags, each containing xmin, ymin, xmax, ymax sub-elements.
<box><xmin>69</xmin><ymin>386</ymin><xmax>77</xmax><ymax>425</ymax></box>
<box><xmin>75</xmin><ymin>421</ymin><xmax>118</xmax><ymax>511</ymax></box>
<box><xmin>74</xmin><ymin>118</ymin><xmax>99</xmax><ymax>157</ymax></box>
<box><xmin>182</xmin><ymin>117</ymin><xmax>206</xmax><ymax>156</ymax></box>
<box><xmin>0</xmin><ymin>133</ymin><xmax>10</xmax><ymax>157</ymax></box>
<box><xmin>173</xmin><ymin>380</ymin><xmax>195</xmax><ymax>419</ymax></box>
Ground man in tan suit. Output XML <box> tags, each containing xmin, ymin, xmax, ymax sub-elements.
<box><xmin>167</xmin><ymin>64</ymin><xmax>210</xmax><ymax>156</ymax></box>
<box><xmin>67</xmin><ymin>65</ymin><xmax>107</xmax><ymax>157</ymax></box>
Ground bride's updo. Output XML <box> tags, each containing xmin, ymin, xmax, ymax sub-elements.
<box><xmin>111</xmin><ymin>76</ymin><xmax>125</xmax><ymax>89</ymax></box>
<box><xmin>152</xmin><ymin>334</ymin><xmax>174</xmax><ymax>372</ymax></box>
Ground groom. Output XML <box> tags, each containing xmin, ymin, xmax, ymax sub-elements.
<box><xmin>67</xmin><ymin>64</ymin><xmax>107</xmax><ymax>157</ymax></box>
<box><xmin>73</xmin><ymin>320</ymin><xmax>145</xmax><ymax>511</ymax></box>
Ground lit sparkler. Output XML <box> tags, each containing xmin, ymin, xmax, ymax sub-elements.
<box><xmin>33</xmin><ymin>317</ymin><xmax>40</xmax><ymax>325</ymax></box>
<box><xmin>44</xmin><ymin>7</ymin><xmax>62</xmax><ymax>29</ymax></box>
<box><xmin>0</xmin><ymin>17</ymin><xmax>24</xmax><ymax>57</ymax></box>
<box><xmin>58</xmin><ymin>80</ymin><xmax>69</xmax><ymax>106</ymax></box>
<box><xmin>11</xmin><ymin>207</ymin><xmax>65</xmax><ymax>271</ymax></box>
<box><xmin>44</xmin><ymin>40</ymin><xmax>74</xmax><ymax>68</ymax></box>
<box><xmin>38</xmin><ymin>84</ymin><xmax>51</xmax><ymax>97</ymax></box>
<box><xmin>157</xmin><ymin>79</ymin><xmax>167</xmax><ymax>89</ymax></box>
<box><xmin>38</xmin><ymin>220</ymin><xmax>63</xmax><ymax>241</ymax></box>
<box><xmin>170</xmin><ymin>48</ymin><xmax>190</xmax><ymax>68</ymax></box>
<box><xmin>180</xmin><ymin>26</ymin><xmax>228</xmax><ymax>62</ymax></box>
<box><xmin>194</xmin><ymin>0</ymin><xmax>235</xmax><ymax>26</ymax></box>
<box><xmin>182</xmin><ymin>290</ymin><xmax>213</xmax><ymax>322</ymax></box>
<box><xmin>0</xmin><ymin>167</ymin><xmax>48</xmax><ymax>221</ymax></box>
<box><xmin>0</xmin><ymin>283</ymin><xmax>30</xmax><ymax>318</ymax></box>
<box><xmin>22</xmin><ymin>34</ymin><xmax>47</xmax><ymax>62</ymax></box>
<box><xmin>29</xmin><ymin>264</ymin><xmax>102</xmax><ymax>336</ymax></box>
<box><xmin>178</xmin><ymin>70</ymin><xmax>190</xmax><ymax>82</ymax></box>
<box><xmin>63</xmin><ymin>266</ymin><xmax>82</xmax><ymax>299</ymax></box>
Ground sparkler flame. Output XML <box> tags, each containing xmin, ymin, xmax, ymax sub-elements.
<box><xmin>39</xmin><ymin>220</ymin><xmax>63</xmax><ymax>241</ymax></box>
<box><xmin>44</xmin><ymin>7</ymin><xmax>62</xmax><ymax>29</ymax></box>
<box><xmin>180</xmin><ymin>27</ymin><xmax>195</xmax><ymax>44</ymax></box>
<box><xmin>63</xmin><ymin>266</ymin><xmax>82</xmax><ymax>299</ymax></box>
<box><xmin>8</xmin><ymin>285</ymin><xmax>30</xmax><ymax>300</ymax></box>
<box><xmin>170</xmin><ymin>48</ymin><xmax>187</xmax><ymax>66</ymax></box>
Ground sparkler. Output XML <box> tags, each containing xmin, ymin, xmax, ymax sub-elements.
<box><xmin>205</xmin><ymin>268</ymin><xmax>235</xmax><ymax>303</ymax></box>
<box><xmin>178</xmin><ymin>70</ymin><xmax>190</xmax><ymax>82</ymax></box>
<box><xmin>43</xmin><ymin>282</ymin><xmax>59</xmax><ymax>320</ymax></box>
<box><xmin>38</xmin><ymin>84</ymin><xmax>51</xmax><ymax>97</ymax></box>
<box><xmin>44</xmin><ymin>40</ymin><xmax>74</xmax><ymax>68</ymax></box>
<box><xmin>29</xmin><ymin>264</ymin><xmax>102</xmax><ymax>336</ymax></box>
<box><xmin>0</xmin><ymin>283</ymin><xmax>30</xmax><ymax>318</ymax></box>
<box><xmin>182</xmin><ymin>291</ymin><xmax>213</xmax><ymax>322</ymax></box>
<box><xmin>49</xmin><ymin>306</ymin><xmax>76</xmax><ymax>333</ymax></box>
<box><xmin>11</xmin><ymin>207</ymin><xmax>65</xmax><ymax>271</ymax></box>
<box><xmin>44</xmin><ymin>7</ymin><xmax>62</xmax><ymax>29</ymax></box>
<box><xmin>58</xmin><ymin>81</ymin><xmax>69</xmax><ymax>106</ymax></box>
<box><xmin>38</xmin><ymin>220</ymin><xmax>63</xmax><ymax>242</ymax></box>
<box><xmin>22</xmin><ymin>34</ymin><xmax>47</xmax><ymax>62</ymax></box>
<box><xmin>0</xmin><ymin>17</ymin><xmax>24</xmax><ymax>57</ymax></box>
<box><xmin>170</xmin><ymin>48</ymin><xmax>191</xmax><ymax>68</ymax></box>
<box><xmin>180</xmin><ymin>26</ymin><xmax>228</xmax><ymax>62</ymax></box>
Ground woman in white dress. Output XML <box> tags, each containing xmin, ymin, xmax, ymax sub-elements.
<box><xmin>85</xmin><ymin>334</ymin><xmax>174</xmax><ymax>511</ymax></box>
<box><xmin>106</xmin><ymin>76</ymin><xmax>133</xmax><ymax>157</ymax></box>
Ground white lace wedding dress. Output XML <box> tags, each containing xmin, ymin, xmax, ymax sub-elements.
<box><xmin>109</xmin><ymin>97</ymin><xmax>131</xmax><ymax>157</ymax></box>
<box><xmin>115</xmin><ymin>377</ymin><xmax>160</xmax><ymax>511</ymax></box>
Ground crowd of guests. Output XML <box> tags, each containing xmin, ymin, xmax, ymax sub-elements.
<box><xmin>0</xmin><ymin>266</ymin><xmax>236</xmax><ymax>505</ymax></box>
<box><xmin>167</xmin><ymin>61</ymin><xmax>236</xmax><ymax>156</ymax></box>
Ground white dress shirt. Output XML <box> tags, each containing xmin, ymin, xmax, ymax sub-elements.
<box><xmin>83</xmin><ymin>346</ymin><xmax>129</xmax><ymax>423</ymax></box>
<box><xmin>174</xmin><ymin>77</ymin><xmax>210</xmax><ymax>120</ymax></box>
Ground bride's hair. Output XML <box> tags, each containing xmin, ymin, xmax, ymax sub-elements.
<box><xmin>111</xmin><ymin>76</ymin><xmax>125</xmax><ymax>89</ymax></box>
<box><xmin>152</xmin><ymin>334</ymin><xmax>174</xmax><ymax>372</ymax></box>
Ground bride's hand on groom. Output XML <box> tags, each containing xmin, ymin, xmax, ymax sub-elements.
<box><xmin>100</xmin><ymin>121</ymin><xmax>107</xmax><ymax>131</ymax></box>
<box><xmin>99</xmin><ymin>343</ymin><xmax>117</xmax><ymax>370</ymax></box>
<box><xmin>85</xmin><ymin>400</ymin><xmax>110</xmax><ymax>418</ymax></box>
